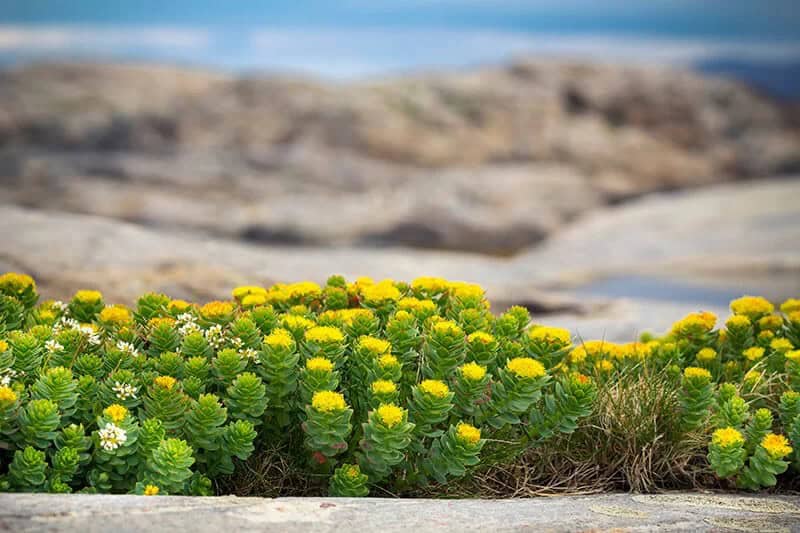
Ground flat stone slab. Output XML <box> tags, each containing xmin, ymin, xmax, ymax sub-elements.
<box><xmin>3</xmin><ymin>492</ymin><xmax>800</xmax><ymax>532</ymax></box>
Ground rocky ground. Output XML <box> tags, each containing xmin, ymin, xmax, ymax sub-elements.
<box><xmin>3</xmin><ymin>492</ymin><xmax>800</xmax><ymax>532</ymax></box>
<box><xmin>0</xmin><ymin>60</ymin><xmax>798</xmax><ymax>253</ymax></box>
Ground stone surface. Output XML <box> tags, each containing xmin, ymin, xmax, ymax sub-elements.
<box><xmin>2</xmin><ymin>492</ymin><xmax>800</xmax><ymax>532</ymax></box>
<box><xmin>1</xmin><ymin>60</ymin><xmax>798</xmax><ymax>253</ymax></box>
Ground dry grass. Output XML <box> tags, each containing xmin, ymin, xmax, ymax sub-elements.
<box><xmin>222</xmin><ymin>364</ymin><xmax>729</xmax><ymax>498</ymax></box>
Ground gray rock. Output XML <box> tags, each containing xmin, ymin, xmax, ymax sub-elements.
<box><xmin>2</xmin><ymin>492</ymin><xmax>800</xmax><ymax>532</ymax></box>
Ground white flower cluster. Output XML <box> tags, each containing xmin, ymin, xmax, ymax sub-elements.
<box><xmin>115</xmin><ymin>340</ymin><xmax>140</xmax><ymax>358</ymax></box>
<box><xmin>176</xmin><ymin>313</ymin><xmax>200</xmax><ymax>337</ymax></box>
<box><xmin>80</xmin><ymin>325</ymin><xmax>102</xmax><ymax>346</ymax></box>
<box><xmin>45</xmin><ymin>339</ymin><xmax>64</xmax><ymax>353</ymax></box>
<box><xmin>51</xmin><ymin>300</ymin><xmax>68</xmax><ymax>312</ymax></box>
<box><xmin>53</xmin><ymin>317</ymin><xmax>101</xmax><ymax>345</ymax></box>
<box><xmin>98</xmin><ymin>422</ymin><xmax>127</xmax><ymax>451</ymax></box>
<box><xmin>0</xmin><ymin>368</ymin><xmax>19</xmax><ymax>387</ymax></box>
<box><xmin>204</xmin><ymin>324</ymin><xmax>225</xmax><ymax>350</ymax></box>
<box><xmin>240</xmin><ymin>348</ymin><xmax>259</xmax><ymax>362</ymax></box>
<box><xmin>112</xmin><ymin>381</ymin><xmax>138</xmax><ymax>400</ymax></box>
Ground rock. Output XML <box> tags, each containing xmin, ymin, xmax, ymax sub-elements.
<box><xmin>0</xmin><ymin>60</ymin><xmax>797</xmax><ymax>253</ymax></box>
<box><xmin>1</xmin><ymin>492</ymin><xmax>799</xmax><ymax>532</ymax></box>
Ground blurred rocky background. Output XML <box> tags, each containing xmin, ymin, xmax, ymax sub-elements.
<box><xmin>1</xmin><ymin>2</ymin><xmax>799</xmax><ymax>340</ymax></box>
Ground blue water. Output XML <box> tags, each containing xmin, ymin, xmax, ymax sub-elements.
<box><xmin>2</xmin><ymin>1</ymin><xmax>800</xmax><ymax>94</ymax></box>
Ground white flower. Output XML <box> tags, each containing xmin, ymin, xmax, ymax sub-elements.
<box><xmin>52</xmin><ymin>300</ymin><xmax>68</xmax><ymax>312</ymax></box>
<box><xmin>98</xmin><ymin>422</ymin><xmax>127</xmax><ymax>451</ymax></box>
<box><xmin>115</xmin><ymin>340</ymin><xmax>140</xmax><ymax>358</ymax></box>
<box><xmin>53</xmin><ymin>317</ymin><xmax>80</xmax><ymax>334</ymax></box>
<box><xmin>231</xmin><ymin>337</ymin><xmax>244</xmax><ymax>349</ymax></box>
<box><xmin>45</xmin><ymin>339</ymin><xmax>64</xmax><ymax>353</ymax></box>
<box><xmin>204</xmin><ymin>324</ymin><xmax>225</xmax><ymax>349</ymax></box>
<box><xmin>112</xmin><ymin>381</ymin><xmax>138</xmax><ymax>400</ymax></box>
<box><xmin>177</xmin><ymin>313</ymin><xmax>200</xmax><ymax>337</ymax></box>
<box><xmin>240</xmin><ymin>348</ymin><xmax>259</xmax><ymax>362</ymax></box>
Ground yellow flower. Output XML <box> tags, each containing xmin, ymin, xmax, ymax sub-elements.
<box><xmin>378</xmin><ymin>354</ymin><xmax>400</xmax><ymax>369</ymax></box>
<box><xmin>264</xmin><ymin>328</ymin><xmax>295</xmax><ymax>349</ymax></box>
<box><xmin>781</xmin><ymin>298</ymin><xmax>800</xmax><ymax>315</ymax></box>
<box><xmin>149</xmin><ymin>317</ymin><xmax>176</xmax><ymax>329</ymax></box>
<box><xmin>594</xmin><ymin>359</ymin><xmax>614</xmax><ymax>372</ymax></box>
<box><xmin>761</xmin><ymin>433</ymin><xmax>792</xmax><ymax>459</ymax></box>
<box><xmin>371</xmin><ymin>380</ymin><xmax>397</xmax><ymax>395</ymax></box>
<box><xmin>770</xmin><ymin>338</ymin><xmax>794</xmax><ymax>354</ymax></box>
<box><xmin>712</xmin><ymin>427</ymin><xmax>744</xmax><ymax>448</ymax></box>
<box><xmin>455</xmin><ymin>422</ymin><xmax>481</xmax><ymax>445</ymax></box>
<box><xmin>103</xmin><ymin>404</ymin><xmax>128</xmax><ymax>423</ymax></box>
<box><xmin>731</xmin><ymin>295</ymin><xmax>774</xmax><ymax>320</ymax></box>
<box><xmin>696</xmin><ymin>348</ymin><xmax>717</xmax><ymax>363</ymax></box>
<box><xmin>392</xmin><ymin>310</ymin><xmax>414</xmax><ymax>322</ymax></box>
<box><xmin>306</xmin><ymin>357</ymin><xmax>334</xmax><ymax>373</ymax></box>
<box><xmin>785</xmin><ymin>349</ymin><xmax>800</xmax><ymax>363</ymax></box>
<box><xmin>671</xmin><ymin>311</ymin><xmax>716</xmax><ymax>335</ymax></box>
<box><xmin>506</xmin><ymin>357</ymin><xmax>546</xmax><ymax>379</ymax></box>
<box><xmin>242</xmin><ymin>294</ymin><xmax>267</xmax><ymax>307</ymax></box>
<box><xmin>683</xmin><ymin>367</ymin><xmax>712</xmax><ymax>381</ymax></box>
<box><xmin>0</xmin><ymin>340</ymin><xmax>8</xmax><ymax>353</ymax></box>
<box><xmin>305</xmin><ymin>326</ymin><xmax>345</xmax><ymax>344</ymax></box>
<box><xmin>449</xmin><ymin>282</ymin><xmax>485</xmax><ymax>301</ymax></box>
<box><xmin>143</xmin><ymin>485</ymin><xmax>160</xmax><ymax>496</ymax></box>
<box><xmin>419</xmin><ymin>379</ymin><xmax>450</xmax><ymax>398</ymax></box>
<box><xmin>725</xmin><ymin>315</ymin><xmax>751</xmax><ymax>329</ymax></box>
<box><xmin>758</xmin><ymin>330</ymin><xmax>775</xmax><ymax>341</ymax></box>
<box><xmin>99</xmin><ymin>305</ymin><xmax>132</xmax><ymax>326</ymax></box>
<box><xmin>358</xmin><ymin>336</ymin><xmax>391</xmax><ymax>355</ymax></box>
<box><xmin>528</xmin><ymin>326</ymin><xmax>571</xmax><ymax>346</ymax></box>
<box><xmin>432</xmin><ymin>320</ymin><xmax>463</xmax><ymax>337</ymax></box>
<box><xmin>288</xmin><ymin>281</ymin><xmax>323</xmax><ymax>300</ymax></box>
<box><xmin>411</xmin><ymin>276</ymin><xmax>449</xmax><ymax>294</ymax></box>
<box><xmin>398</xmin><ymin>297</ymin><xmax>436</xmax><ymax>314</ymax></box>
<box><xmin>460</xmin><ymin>362</ymin><xmax>487</xmax><ymax>381</ymax></box>
<box><xmin>743</xmin><ymin>346</ymin><xmax>765</xmax><ymax>362</ymax></box>
<box><xmin>620</xmin><ymin>342</ymin><xmax>655</xmax><ymax>360</ymax></box>
<box><xmin>154</xmin><ymin>376</ymin><xmax>177</xmax><ymax>390</ymax></box>
<box><xmin>376</xmin><ymin>403</ymin><xmax>404</xmax><ymax>428</ymax></box>
<box><xmin>232</xmin><ymin>285</ymin><xmax>267</xmax><ymax>299</ymax></box>
<box><xmin>744</xmin><ymin>369</ymin><xmax>762</xmax><ymax>384</ymax></box>
<box><xmin>168</xmin><ymin>299</ymin><xmax>192</xmax><ymax>312</ymax></box>
<box><xmin>282</xmin><ymin>314</ymin><xmax>315</xmax><ymax>332</ymax></box>
<box><xmin>74</xmin><ymin>289</ymin><xmax>103</xmax><ymax>303</ymax></box>
<box><xmin>0</xmin><ymin>272</ymin><xmax>35</xmax><ymax>292</ymax></box>
<box><xmin>0</xmin><ymin>386</ymin><xmax>17</xmax><ymax>403</ymax></box>
<box><xmin>467</xmin><ymin>331</ymin><xmax>495</xmax><ymax>345</ymax></box>
<box><xmin>311</xmin><ymin>391</ymin><xmax>347</xmax><ymax>413</ymax></box>
<box><xmin>790</xmin><ymin>311</ymin><xmax>800</xmax><ymax>324</ymax></box>
<box><xmin>345</xmin><ymin>465</ymin><xmax>361</xmax><ymax>480</ymax></box>
<box><xmin>361</xmin><ymin>281</ymin><xmax>401</xmax><ymax>304</ymax></box>
<box><xmin>200</xmin><ymin>301</ymin><xmax>234</xmax><ymax>318</ymax></box>
<box><xmin>758</xmin><ymin>315</ymin><xmax>783</xmax><ymax>331</ymax></box>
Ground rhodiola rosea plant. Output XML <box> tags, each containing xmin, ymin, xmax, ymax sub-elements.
<box><xmin>0</xmin><ymin>271</ymin><xmax>798</xmax><ymax>496</ymax></box>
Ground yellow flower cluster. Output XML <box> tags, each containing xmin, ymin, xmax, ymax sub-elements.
<box><xmin>99</xmin><ymin>305</ymin><xmax>132</xmax><ymax>326</ymax></box>
<box><xmin>376</xmin><ymin>403</ymin><xmax>404</xmax><ymax>427</ymax></box>
<box><xmin>345</xmin><ymin>465</ymin><xmax>361</xmax><ymax>480</ymax></box>
<box><xmin>74</xmin><ymin>290</ymin><xmax>103</xmax><ymax>303</ymax></box>
<box><xmin>696</xmin><ymin>347</ymin><xmax>717</xmax><ymax>363</ymax></box>
<box><xmin>683</xmin><ymin>367</ymin><xmax>712</xmax><ymax>381</ymax></box>
<box><xmin>143</xmin><ymin>485</ymin><xmax>160</xmax><ymax>496</ymax></box>
<box><xmin>432</xmin><ymin>320</ymin><xmax>463</xmax><ymax>337</ymax></box>
<box><xmin>378</xmin><ymin>354</ymin><xmax>400</xmax><ymax>369</ymax></box>
<box><xmin>570</xmin><ymin>340</ymin><xmax>622</xmax><ymax>364</ymax></box>
<box><xmin>759</xmin><ymin>315</ymin><xmax>783</xmax><ymax>331</ymax></box>
<box><xmin>0</xmin><ymin>386</ymin><xmax>17</xmax><ymax>403</ymax></box>
<box><xmin>232</xmin><ymin>285</ymin><xmax>267</xmax><ymax>299</ymax></box>
<box><xmin>770</xmin><ymin>338</ymin><xmax>794</xmax><ymax>354</ymax></box>
<box><xmin>103</xmin><ymin>404</ymin><xmax>128</xmax><ymax>423</ymax></box>
<box><xmin>411</xmin><ymin>276</ymin><xmax>449</xmax><ymax>295</ymax></box>
<box><xmin>507</xmin><ymin>357</ymin><xmax>546</xmax><ymax>379</ymax></box>
<box><xmin>154</xmin><ymin>376</ymin><xmax>177</xmax><ymax>390</ymax></box>
<box><xmin>467</xmin><ymin>331</ymin><xmax>495</xmax><ymax>345</ymax></box>
<box><xmin>168</xmin><ymin>299</ymin><xmax>193</xmax><ymax>313</ymax></box>
<box><xmin>264</xmin><ymin>328</ymin><xmax>295</xmax><ymax>349</ymax></box>
<box><xmin>371</xmin><ymin>380</ymin><xmax>397</xmax><ymax>395</ymax></box>
<box><xmin>712</xmin><ymin>427</ymin><xmax>744</xmax><ymax>448</ymax></box>
<box><xmin>358</xmin><ymin>336</ymin><xmax>391</xmax><ymax>355</ymax></box>
<box><xmin>671</xmin><ymin>311</ymin><xmax>716</xmax><ymax>335</ymax></box>
<box><xmin>782</xmin><ymin>298</ymin><xmax>800</xmax><ymax>315</ymax></box>
<box><xmin>398</xmin><ymin>297</ymin><xmax>436</xmax><ymax>314</ymax></box>
<box><xmin>595</xmin><ymin>359</ymin><xmax>614</xmax><ymax>372</ymax></box>
<box><xmin>0</xmin><ymin>340</ymin><xmax>9</xmax><ymax>353</ymax></box>
<box><xmin>311</xmin><ymin>391</ymin><xmax>347</xmax><ymax>413</ymax></box>
<box><xmin>419</xmin><ymin>379</ymin><xmax>450</xmax><ymax>398</ymax></box>
<box><xmin>282</xmin><ymin>315</ymin><xmax>315</xmax><ymax>332</ymax></box>
<box><xmin>0</xmin><ymin>272</ymin><xmax>35</xmax><ymax>291</ymax></box>
<box><xmin>528</xmin><ymin>326</ymin><xmax>571</xmax><ymax>346</ymax></box>
<box><xmin>761</xmin><ymin>433</ymin><xmax>792</xmax><ymax>458</ymax></box>
<box><xmin>456</xmin><ymin>422</ymin><xmax>481</xmax><ymax>445</ymax></box>
<box><xmin>786</xmin><ymin>350</ymin><xmax>800</xmax><ymax>363</ymax></box>
<box><xmin>305</xmin><ymin>326</ymin><xmax>345</xmax><ymax>344</ymax></box>
<box><xmin>731</xmin><ymin>295</ymin><xmax>774</xmax><ymax>320</ymax></box>
<box><xmin>200</xmin><ymin>300</ymin><xmax>234</xmax><ymax>318</ymax></box>
<box><xmin>725</xmin><ymin>315</ymin><xmax>751</xmax><ymax>329</ymax></box>
<box><xmin>743</xmin><ymin>346</ymin><xmax>765</xmax><ymax>362</ymax></box>
<box><xmin>361</xmin><ymin>281</ymin><xmax>401</xmax><ymax>304</ymax></box>
<box><xmin>460</xmin><ymin>362</ymin><xmax>487</xmax><ymax>381</ymax></box>
<box><xmin>306</xmin><ymin>357</ymin><xmax>334</xmax><ymax>373</ymax></box>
